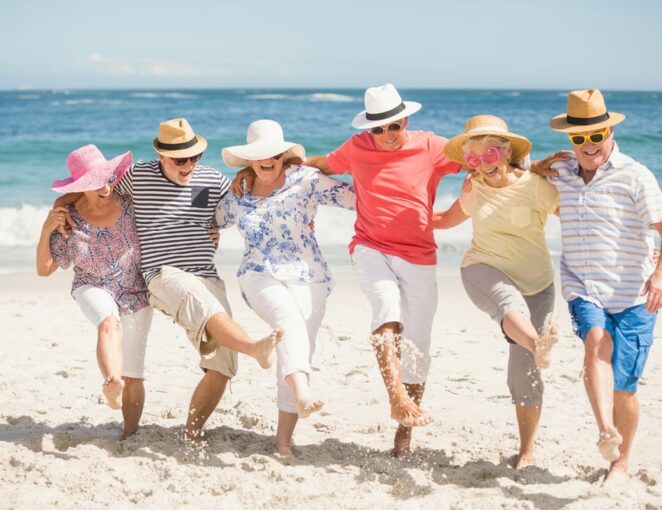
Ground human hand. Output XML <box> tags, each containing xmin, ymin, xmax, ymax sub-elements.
<box><xmin>43</xmin><ymin>207</ymin><xmax>72</xmax><ymax>239</ymax></box>
<box><xmin>231</xmin><ymin>167</ymin><xmax>256</xmax><ymax>197</ymax></box>
<box><xmin>431</xmin><ymin>211</ymin><xmax>445</xmax><ymax>229</ymax></box>
<box><xmin>530</xmin><ymin>150</ymin><xmax>574</xmax><ymax>177</ymax></box>
<box><xmin>208</xmin><ymin>225</ymin><xmax>219</xmax><ymax>249</ymax></box>
<box><xmin>641</xmin><ymin>270</ymin><xmax>662</xmax><ymax>313</ymax></box>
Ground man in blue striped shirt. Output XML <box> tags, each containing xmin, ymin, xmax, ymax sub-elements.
<box><xmin>549</xmin><ymin>89</ymin><xmax>662</xmax><ymax>485</ymax></box>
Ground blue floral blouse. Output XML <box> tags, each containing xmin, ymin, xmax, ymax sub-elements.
<box><xmin>216</xmin><ymin>165</ymin><xmax>355</xmax><ymax>293</ymax></box>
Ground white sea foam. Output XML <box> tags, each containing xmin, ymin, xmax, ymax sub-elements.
<box><xmin>0</xmin><ymin>205</ymin><xmax>51</xmax><ymax>247</ymax></box>
<box><xmin>63</xmin><ymin>99</ymin><xmax>96</xmax><ymax>106</ymax></box>
<box><xmin>306</xmin><ymin>93</ymin><xmax>355</xmax><ymax>103</ymax></box>
<box><xmin>248</xmin><ymin>94</ymin><xmax>290</xmax><ymax>100</ymax></box>
<box><xmin>129</xmin><ymin>92</ymin><xmax>197</xmax><ymax>99</ymax></box>
<box><xmin>18</xmin><ymin>94</ymin><xmax>40</xmax><ymax>100</ymax></box>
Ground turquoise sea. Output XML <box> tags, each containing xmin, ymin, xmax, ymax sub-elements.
<box><xmin>1</xmin><ymin>88</ymin><xmax>661</xmax><ymax>273</ymax></box>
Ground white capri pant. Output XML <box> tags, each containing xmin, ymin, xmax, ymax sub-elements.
<box><xmin>351</xmin><ymin>245</ymin><xmax>438</xmax><ymax>384</ymax></box>
<box><xmin>239</xmin><ymin>271</ymin><xmax>327</xmax><ymax>414</ymax></box>
<box><xmin>72</xmin><ymin>285</ymin><xmax>153</xmax><ymax>379</ymax></box>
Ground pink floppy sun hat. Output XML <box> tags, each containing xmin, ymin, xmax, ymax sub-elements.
<box><xmin>51</xmin><ymin>144</ymin><xmax>132</xmax><ymax>193</ymax></box>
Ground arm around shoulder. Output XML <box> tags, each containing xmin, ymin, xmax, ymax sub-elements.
<box><xmin>432</xmin><ymin>199</ymin><xmax>469</xmax><ymax>229</ymax></box>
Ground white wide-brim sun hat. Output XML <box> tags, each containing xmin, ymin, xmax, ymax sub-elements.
<box><xmin>222</xmin><ymin>119</ymin><xmax>305</xmax><ymax>168</ymax></box>
<box><xmin>351</xmin><ymin>83</ymin><xmax>421</xmax><ymax>130</ymax></box>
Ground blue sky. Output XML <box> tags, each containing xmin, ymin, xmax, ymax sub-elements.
<box><xmin>1</xmin><ymin>0</ymin><xmax>660</xmax><ymax>91</ymax></box>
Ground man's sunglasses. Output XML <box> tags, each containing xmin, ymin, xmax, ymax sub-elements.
<box><xmin>370</xmin><ymin>122</ymin><xmax>403</xmax><ymax>135</ymax></box>
<box><xmin>568</xmin><ymin>127</ymin><xmax>610</xmax><ymax>147</ymax></box>
<box><xmin>172</xmin><ymin>153</ymin><xmax>204</xmax><ymax>166</ymax></box>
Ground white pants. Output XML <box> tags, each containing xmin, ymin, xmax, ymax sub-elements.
<box><xmin>239</xmin><ymin>272</ymin><xmax>327</xmax><ymax>413</ymax></box>
<box><xmin>72</xmin><ymin>285</ymin><xmax>153</xmax><ymax>379</ymax></box>
<box><xmin>351</xmin><ymin>245</ymin><xmax>438</xmax><ymax>384</ymax></box>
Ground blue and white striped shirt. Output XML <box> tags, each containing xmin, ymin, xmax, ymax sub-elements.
<box><xmin>550</xmin><ymin>144</ymin><xmax>662</xmax><ymax>313</ymax></box>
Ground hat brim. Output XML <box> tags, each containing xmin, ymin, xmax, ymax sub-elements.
<box><xmin>153</xmin><ymin>135</ymin><xmax>208</xmax><ymax>158</ymax></box>
<box><xmin>51</xmin><ymin>151</ymin><xmax>132</xmax><ymax>193</ymax></box>
<box><xmin>549</xmin><ymin>112</ymin><xmax>625</xmax><ymax>133</ymax></box>
<box><xmin>351</xmin><ymin>101</ymin><xmax>422</xmax><ymax>130</ymax></box>
<box><xmin>444</xmin><ymin>131</ymin><xmax>532</xmax><ymax>166</ymax></box>
<box><xmin>222</xmin><ymin>140</ymin><xmax>305</xmax><ymax>168</ymax></box>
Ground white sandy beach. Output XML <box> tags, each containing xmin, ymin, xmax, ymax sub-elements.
<box><xmin>1</xmin><ymin>267</ymin><xmax>661</xmax><ymax>509</ymax></box>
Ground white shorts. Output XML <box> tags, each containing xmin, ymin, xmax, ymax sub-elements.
<box><xmin>72</xmin><ymin>285</ymin><xmax>153</xmax><ymax>379</ymax></box>
<box><xmin>351</xmin><ymin>245</ymin><xmax>438</xmax><ymax>384</ymax></box>
<box><xmin>239</xmin><ymin>271</ymin><xmax>327</xmax><ymax>413</ymax></box>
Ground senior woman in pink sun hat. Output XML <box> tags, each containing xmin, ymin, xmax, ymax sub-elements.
<box><xmin>36</xmin><ymin>145</ymin><xmax>152</xmax><ymax>438</ymax></box>
<box><xmin>218</xmin><ymin>119</ymin><xmax>355</xmax><ymax>458</ymax></box>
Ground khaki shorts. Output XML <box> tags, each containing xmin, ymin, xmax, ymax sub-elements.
<box><xmin>147</xmin><ymin>266</ymin><xmax>238</xmax><ymax>378</ymax></box>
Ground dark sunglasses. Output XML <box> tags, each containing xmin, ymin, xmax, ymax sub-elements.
<box><xmin>370</xmin><ymin>122</ymin><xmax>403</xmax><ymax>135</ymax></box>
<box><xmin>172</xmin><ymin>152</ymin><xmax>204</xmax><ymax>166</ymax></box>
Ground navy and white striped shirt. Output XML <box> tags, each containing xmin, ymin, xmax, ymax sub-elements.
<box><xmin>550</xmin><ymin>144</ymin><xmax>662</xmax><ymax>313</ymax></box>
<box><xmin>115</xmin><ymin>160</ymin><xmax>230</xmax><ymax>284</ymax></box>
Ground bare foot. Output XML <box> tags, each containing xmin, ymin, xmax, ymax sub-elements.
<box><xmin>390</xmin><ymin>396</ymin><xmax>433</xmax><ymax>428</ymax></box>
<box><xmin>392</xmin><ymin>425</ymin><xmax>413</xmax><ymax>458</ymax></box>
<box><xmin>515</xmin><ymin>454</ymin><xmax>537</xmax><ymax>469</ymax></box>
<box><xmin>253</xmin><ymin>329</ymin><xmax>283</xmax><ymax>369</ymax></box>
<box><xmin>275</xmin><ymin>444</ymin><xmax>296</xmax><ymax>458</ymax></box>
<box><xmin>102</xmin><ymin>375</ymin><xmax>124</xmax><ymax>410</ymax></box>
<box><xmin>603</xmin><ymin>462</ymin><xmax>630</xmax><ymax>487</ymax></box>
<box><xmin>295</xmin><ymin>398</ymin><xmax>324</xmax><ymax>419</ymax></box>
<box><xmin>597</xmin><ymin>430</ymin><xmax>623</xmax><ymax>462</ymax></box>
<box><xmin>534</xmin><ymin>324</ymin><xmax>558</xmax><ymax>369</ymax></box>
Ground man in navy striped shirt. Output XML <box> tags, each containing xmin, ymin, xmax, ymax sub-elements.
<box><xmin>549</xmin><ymin>90</ymin><xmax>662</xmax><ymax>485</ymax></box>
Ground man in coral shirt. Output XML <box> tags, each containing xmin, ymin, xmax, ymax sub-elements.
<box><xmin>306</xmin><ymin>84</ymin><xmax>458</xmax><ymax>456</ymax></box>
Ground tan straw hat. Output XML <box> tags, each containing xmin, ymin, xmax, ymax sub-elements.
<box><xmin>550</xmin><ymin>89</ymin><xmax>625</xmax><ymax>133</ymax></box>
<box><xmin>444</xmin><ymin>115</ymin><xmax>532</xmax><ymax>164</ymax></box>
<box><xmin>153</xmin><ymin>118</ymin><xmax>208</xmax><ymax>157</ymax></box>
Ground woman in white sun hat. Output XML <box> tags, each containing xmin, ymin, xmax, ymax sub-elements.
<box><xmin>36</xmin><ymin>144</ymin><xmax>152</xmax><ymax>438</ymax></box>
<box><xmin>432</xmin><ymin>114</ymin><xmax>560</xmax><ymax>469</ymax></box>
<box><xmin>218</xmin><ymin>119</ymin><xmax>355</xmax><ymax>458</ymax></box>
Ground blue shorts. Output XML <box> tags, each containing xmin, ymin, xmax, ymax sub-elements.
<box><xmin>568</xmin><ymin>298</ymin><xmax>655</xmax><ymax>392</ymax></box>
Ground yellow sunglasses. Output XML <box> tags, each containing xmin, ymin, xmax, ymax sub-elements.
<box><xmin>568</xmin><ymin>127</ymin><xmax>610</xmax><ymax>146</ymax></box>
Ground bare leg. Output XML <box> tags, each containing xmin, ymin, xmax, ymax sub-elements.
<box><xmin>502</xmin><ymin>312</ymin><xmax>557</xmax><ymax>369</ymax></box>
<box><xmin>205</xmin><ymin>313</ymin><xmax>282</xmax><ymax>369</ymax></box>
<box><xmin>275</xmin><ymin>411</ymin><xmax>298</xmax><ymax>458</ymax></box>
<box><xmin>514</xmin><ymin>404</ymin><xmax>542</xmax><ymax>469</ymax></box>
<box><xmin>393</xmin><ymin>382</ymin><xmax>425</xmax><ymax>457</ymax></box>
<box><xmin>604</xmin><ymin>390</ymin><xmax>639</xmax><ymax>485</ymax></box>
<box><xmin>583</xmin><ymin>327</ymin><xmax>622</xmax><ymax>462</ymax></box>
<box><xmin>97</xmin><ymin>316</ymin><xmax>124</xmax><ymax>410</ymax></box>
<box><xmin>371</xmin><ymin>322</ymin><xmax>432</xmax><ymax>428</ymax></box>
<box><xmin>121</xmin><ymin>377</ymin><xmax>145</xmax><ymax>438</ymax></box>
<box><xmin>184</xmin><ymin>370</ymin><xmax>228</xmax><ymax>442</ymax></box>
<box><xmin>285</xmin><ymin>371</ymin><xmax>323</xmax><ymax>419</ymax></box>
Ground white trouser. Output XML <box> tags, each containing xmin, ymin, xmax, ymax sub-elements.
<box><xmin>239</xmin><ymin>271</ymin><xmax>327</xmax><ymax>413</ymax></box>
<box><xmin>351</xmin><ymin>245</ymin><xmax>438</xmax><ymax>384</ymax></box>
<box><xmin>72</xmin><ymin>285</ymin><xmax>153</xmax><ymax>379</ymax></box>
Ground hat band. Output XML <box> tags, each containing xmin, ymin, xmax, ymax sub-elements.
<box><xmin>156</xmin><ymin>137</ymin><xmax>199</xmax><ymax>151</ymax></box>
<box><xmin>365</xmin><ymin>102</ymin><xmax>406</xmax><ymax>121</ymax></box>
<box><xmin>566</xmin><ymin>112</ymin><xmax>610</xmax><ymax>126</ymax></box>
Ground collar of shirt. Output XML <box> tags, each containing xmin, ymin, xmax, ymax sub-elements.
<box><xmin>551</xmin><ymin>142</ymin><xmax>622</xmax><ymax>180</ymax></box>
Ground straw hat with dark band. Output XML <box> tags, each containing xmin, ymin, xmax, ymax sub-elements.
<box><xmin>153</xmin><ymin>118</ymin><xmax>207</xmax><ymax>157</ymax></box>
<box><xmin>444</xmin><ymin>115</ymin><xmax>532</xmax><ymax>165</ymax></box>
<box><xmin>550</xmin><ymin>89</ymin><xmax>625</xmax><ymax>133</ymax></box>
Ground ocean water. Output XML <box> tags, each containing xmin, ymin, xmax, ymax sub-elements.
<box><xmin>1</xmin><ymin>88</ymin><xmax>661</xmax><ymax>273</ymax></box>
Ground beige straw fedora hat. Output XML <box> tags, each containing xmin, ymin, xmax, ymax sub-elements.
<box><xmin>153</xmin><ymin>118</ymin><xmax>208</xmax><ymax>158</ymax></box>
<box><xmin>222</xmin><ymin>119</ymin><xmax>305</xmax><ymax>168</ymax></box>
<box><xmin>444</xmin><ymin>115</ymin><xmax>532</xmax><ymax>164</ymax></box>
<box><xmin>550</xmin><ymin>89</ymin><xmax>625</xmax><ymax>133</ymax></box>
